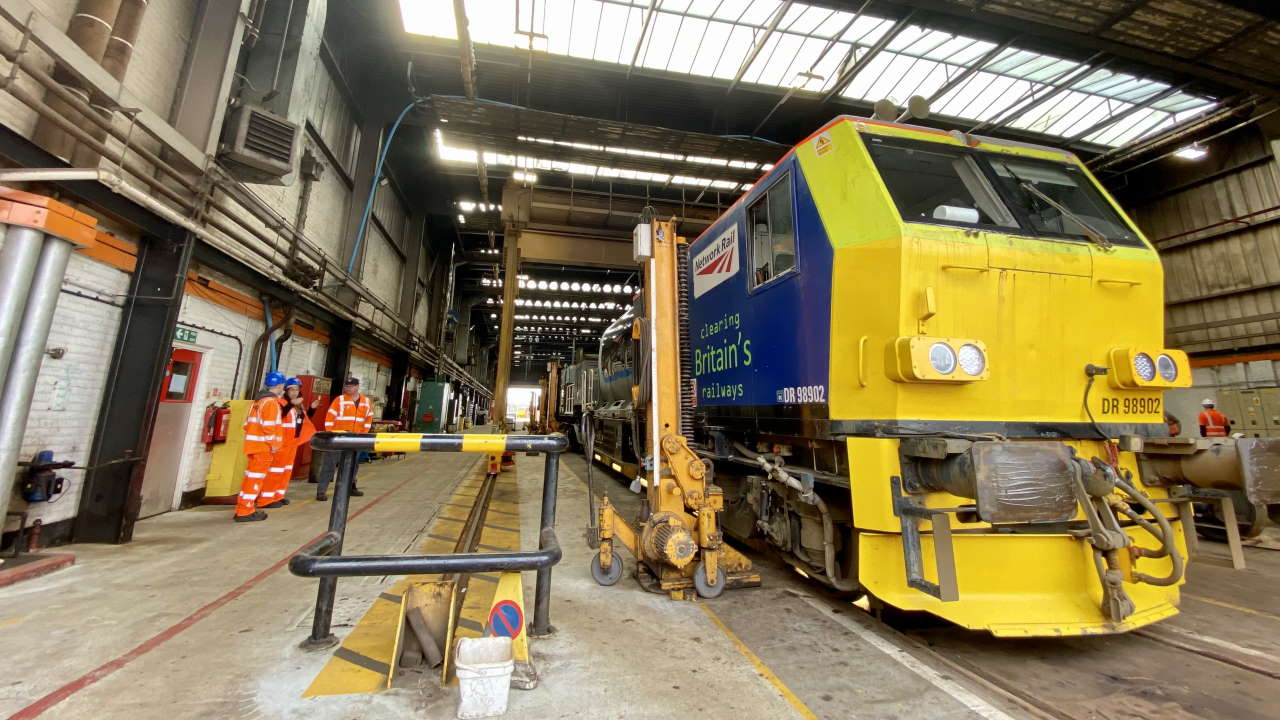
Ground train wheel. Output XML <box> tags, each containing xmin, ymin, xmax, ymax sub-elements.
<box><xmin>693</xmin><ymin>561</ymin><xmax>727</xmax><ymax>599</ymax></box>
<box><xmin>1195</xmin><ymin>497</ymin><xmax>1265</xmax><ymax>541</ymax></box>
<box><xmin>590</xmin><ymin>551</ymin><xmax>624</xmax><ymax>586</ymax></box>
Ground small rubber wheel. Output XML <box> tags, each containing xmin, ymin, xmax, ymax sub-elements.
<box><xmin>693</xmin><ymin>561</ymin><xmax>727</xmax><ymax>599</ymax></box>
<box><xmin>590</xmin><ymin>551</ymin><xmax>624</xmax><ymax>586</ymax></box>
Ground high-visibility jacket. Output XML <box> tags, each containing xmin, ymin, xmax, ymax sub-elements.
<box><xmin>279</xmin><ymin>399</ymin><xmax>317</xmax><ymax>448</ymax></box>
<box><xmin>243</xmin><ymin>393</ymin><xmax>285</xmax><ymax>454</ymax></box>
<box><xmin>325</xmin><ymin>394</ymin><xmax>373</xmax><ymax>433</ymax></box>
<box><xmin>1199</xmin><ymin>409</ymin><xmax>1229</xmax><ymax>437</ymax></box>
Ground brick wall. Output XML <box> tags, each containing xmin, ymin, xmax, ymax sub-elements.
<box><xmin>175</xmin><ymin>266</ymin><xmax>331</xmax><ymax>496</ymax></box>
<box><xmin>348</xmin><ymin>354</ymin><xmax>391</xmax><ymax>418</ymax></box>
<box><xmin>3</xmin><ymin>238</ymin><xmax>130</xmax><ymax>531</ymax></box>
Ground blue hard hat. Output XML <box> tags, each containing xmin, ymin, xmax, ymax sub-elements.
<box><xmin>264</xmin><ymin>371</ymin><xmax>286</xmax><ymax>387</ymax></box>
<box><xmin>285</xmin><ymin>377</ymin><xmax>301</xmax><ymax>387</ymax></box>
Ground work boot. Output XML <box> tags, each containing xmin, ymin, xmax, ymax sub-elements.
<box><xmin>350</xmin><ymin>487</ymin><xmax>365</xmax><ymax>497</ymax></box>
<box><xmin>261</xmin><ymin>498</ymin><xmax>290</xmax><ymax>509</ymax></box>
<box><xmin>234</xmin><ymin>511</ymin><xmax>268</xmax><ymax>522</ymax></box>
<box><xmin>316</xmin><ymin>491</ymin><xmax>327</xmax><ymax>501</ymax></box>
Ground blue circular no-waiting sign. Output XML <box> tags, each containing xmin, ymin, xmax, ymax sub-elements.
<box><xmin>489</xmin><ymin>600</ymin><xmax>524</xmax><ymax>638</ymax></box>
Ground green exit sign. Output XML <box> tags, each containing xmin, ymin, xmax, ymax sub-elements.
<box><xmin>175</xmin><ymin>327</ymin><xmax>198</xmax><ymax>343</ymax></box>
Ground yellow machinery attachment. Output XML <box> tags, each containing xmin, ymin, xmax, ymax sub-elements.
<box><xmin>590</xmin><ymin>219</ymin><xmax>760</xmax><ymax>599</ymax></box>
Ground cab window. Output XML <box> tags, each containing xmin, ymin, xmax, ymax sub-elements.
<box><xmin>986</xmin><ymin>157</ymin><xmax>1141</xmax><ymax>246</ymax></box>
<box><xmin>867</xmin><ymin>138</ymin><xmax>1017</xmax><ymax>230</ymax></box>
<box><xmin>748</xmin><ymin>174</ymin><xmax>796</xmax><ymax>287</ymax></box>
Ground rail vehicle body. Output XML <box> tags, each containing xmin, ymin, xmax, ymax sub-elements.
<box><xmin>587</xmin><ymin>115</ymin><xmax>1280</xmax><ymax>636</ymax></box>
<box><xmin>554</xmin><ymin>358</ymin><xmax>599</xmax><ymax>450</ymax></box>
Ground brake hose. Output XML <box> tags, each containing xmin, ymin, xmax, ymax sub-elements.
<box><xmin>1115</xmin><ymin>477</ymin><xmax>1185</xmax><ymax>586</ymax></box>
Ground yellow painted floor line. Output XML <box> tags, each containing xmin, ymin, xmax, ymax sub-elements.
<box><xmin>1185</xmin><ymin>593</ymin><xmax>1280</xmax><ymax>623</ymax></box>
<box><xmin>303</xmin><ymin>464</ymin><xmax>522</xmax><ymax>697</ymax></box>
<box><xmin>699</xmin><ymin>603</ymin><xmax>819</xmax><ymax>720</ymax></box>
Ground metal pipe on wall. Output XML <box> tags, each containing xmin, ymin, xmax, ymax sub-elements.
<box><xmin>32</xmin><ymin>0</ymin><xmax>122</xmax><ymax>158</ymax></box>
<box><xmin>0</xmin><ymin>225</ymin><xmax>45</xmax><ymax>387</ymax></box>
<box><xmin>0</xmin><ymin>235</ymin><xmax>75</xmax><ymax>520</ymax></box>
<box><xmin>71</xmin><ymin>0</ymin><xmax>149</xmax><ymax>167</ymax></box>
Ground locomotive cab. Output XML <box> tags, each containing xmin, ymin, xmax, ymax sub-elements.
<box><xmin>685</xmin><ymin>116</ymin><xmax>1279</xmax><ymax>636</ymax></box>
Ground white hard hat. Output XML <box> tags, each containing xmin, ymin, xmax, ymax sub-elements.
<box><xmin>1201</xmin><ymin>398</ymin><xmax>1215</xmax><ymax>405</ymax></box>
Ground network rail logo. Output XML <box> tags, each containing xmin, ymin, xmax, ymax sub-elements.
<box><xmin>692</xmin><ymin>226</ymin><xmax>739</xmax><ymax>298</ymax></box>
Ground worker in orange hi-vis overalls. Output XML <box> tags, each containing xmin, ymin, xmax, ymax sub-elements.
<box><xmin>258</xmin><ymin>377</ymin><xmax>315</xmax><ymax>509</ymax></box>
<box><xmin>1198</xmin><ymin>398</ymin><xmax>1231</xmax><ymax>438</ymax></box>
<box><xmin>234</xmin><ymin>371</ymin><xmax>287</xmax><ymax>522</ymax></box>
<box><xmin>316</xmin><ymin>376</ymin><xmax>374</xmax><ymax>501</ymax></box>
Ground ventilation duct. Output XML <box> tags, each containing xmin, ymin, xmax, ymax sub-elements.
<box><xmin>218</xmin><ymin>0</ymin><xmax>326</xmax><ymax>183</ymax></box>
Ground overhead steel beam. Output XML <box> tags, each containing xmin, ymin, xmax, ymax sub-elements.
<box><xmin>726</xmin><ymin>0</ymin><xmax>794</xmax><ymax>95</ymax></box>
<box><xmin>1094</xmin><ymin>0</ymin><xmax>1149</xmax><ymax>32</ymax></box>
<box><xmin>821</xmin><ymin>11</ymin><xmax>916</xmax><ymax>104</ymax></box>
<box><xmin>401</xmin><ymin>35</ymin><xmax>1118</xmax><ymax>154</ymax></box>
<box><xmin>625</xmin><ymin>0</ymin><xmax>659</xmax><ymax>81</ymax></box>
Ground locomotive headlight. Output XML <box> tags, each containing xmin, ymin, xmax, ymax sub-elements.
<box><xmin>1133</xmin><ymin>353</ymin><xmax>1156</xmax><ymax>382</ymax></box>
<box><xmin>889</xmin><ymin>337</ymin><xmax>988</xmax><ymax>383</ymax></box>
<box><xmin>929</xmin><ymin>343</ymin><xmax>957</xmax><ymax>374</ymax></box>
<box><xmin>957</xmin><ymin>344</ymin><xmax>986</xmax><ymax>376</ymax></box>
<box><xmin>1107</xmin><ymin>347</ymin><xmax>1191</xmax><ymax>388</ymax></box>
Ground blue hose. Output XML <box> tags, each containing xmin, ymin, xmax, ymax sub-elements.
<box><xmin>346</xmin><ymin>99</ymin><xmax>425</xmax><ymax>274</ymax></box>
<box><xmin>263</xmin><ymin>297</ymin><xmax>277</xmax><ymax>373</ymax></box>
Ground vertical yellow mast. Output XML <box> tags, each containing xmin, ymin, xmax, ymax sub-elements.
<box><xmin>591</xmin><ymin>219</ymin><xmax>759</xmax><ymax>598</ymax></box>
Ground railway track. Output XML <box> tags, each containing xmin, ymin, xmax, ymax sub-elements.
<box><xmin>567</xmin><ymin>451</ymin><xmax>1280</xmax><ymax>720</ymax></box>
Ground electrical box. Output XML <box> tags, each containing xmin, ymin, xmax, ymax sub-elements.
<box><xmin>1259</xmin><ymin>387</ymin><xmax>1280</xmax><ymax>429</ymax></box>
<box><xmin>1212</xmin><ymin>390</ymin><xmax>1244</xmax><ymax>433</ymax></box>
<box><xmin>1237</xmin><ymin>389</ymin><xmax>1266</xmax><ymax>434</ymax></box>
<box><xmin>414</xmin><ymin>382</ymin><xmax>452</xmax><ymax>433</ymax></box>
<box><xmin>633</xmin><ymin>223</ymin><xmax>652</xmax><ymax>262</ymax></box>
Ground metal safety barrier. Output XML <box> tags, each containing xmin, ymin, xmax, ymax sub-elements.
<box><xmin>290</xmin><ymin>431</ymin><xmax>569</xmax><ymax>649</ymax></box>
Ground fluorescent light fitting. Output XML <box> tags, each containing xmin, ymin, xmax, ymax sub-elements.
<box><xmin>1174</xmin><ymin>143</ymin><xmax>1207</xmax><ymax>160</ymax></box>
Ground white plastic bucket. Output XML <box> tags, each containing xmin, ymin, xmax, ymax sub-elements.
<box><xmin>455</xmin><ymin>636</ymin><xmax>515</xmax><ymax>719</ymax></box>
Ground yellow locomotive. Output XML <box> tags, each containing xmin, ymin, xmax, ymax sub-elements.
<box><xmin>591</xmin><ymin>115</ymin><xmax>1280</xmax><ymax>637</ymax></box>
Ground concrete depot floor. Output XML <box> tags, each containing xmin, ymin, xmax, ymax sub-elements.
<box><xmin>0</xmin><ymin>448</ymin><xmax>1272</xmax><ymax>719</ymax></box>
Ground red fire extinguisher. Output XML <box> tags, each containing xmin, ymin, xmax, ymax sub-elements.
<box><xmin>203</xmin><ymin>403</ymin><xmax>231</xmax><ymax>448</ymax></box>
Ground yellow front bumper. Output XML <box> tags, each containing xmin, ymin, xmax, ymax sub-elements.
<box><xmin>858</xmin><ymin>526</ymin><xmax>1186</xmax><ymax>637</ymax></box>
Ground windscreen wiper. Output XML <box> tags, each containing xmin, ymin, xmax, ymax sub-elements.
<box><xmin>1017</xmin><ymin>181</ymin><xmax>1113</xmax><ymax>251</ymax></box>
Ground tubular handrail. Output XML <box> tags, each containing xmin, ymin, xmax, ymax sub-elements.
<box><xmin>291</xmin><ymin>431</ymin><xmax>567</xmax><ymax>649</ymax></box>
<box><xmin>291</xmin><ymin>527</ymin><xmax>561</xmax><ymax>578</ymax></box>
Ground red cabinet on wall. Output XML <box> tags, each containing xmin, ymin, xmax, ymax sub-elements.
<box><xmin>293</xmin><ymin>374</ymin><xmax>331</xmax><ymax>480</ymax></box>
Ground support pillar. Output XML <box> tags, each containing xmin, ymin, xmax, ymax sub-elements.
<box><xmin>491</xmin><ymin>233</ymin><xmax>519</xmax><ymax>431</ymax></box>
<box><xmin>324</xmin><ymin>318</ymin><xmax>353</xmax><ymax>384</ymax></box>
<box><xmin>75</xmin><ymin>229</ymin><xmax>195</xmax><ymax>543</ymax></box>
<box><xmin>385</xmin><ymin>349</ymin><xmax>409</xmax><ymax>422</ymax></box>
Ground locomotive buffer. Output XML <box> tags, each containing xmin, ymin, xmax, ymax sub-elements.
<box><xmin>589</xmin><ymin>219</ymin><xmax>760</xmax><ymax>598</ymax></box>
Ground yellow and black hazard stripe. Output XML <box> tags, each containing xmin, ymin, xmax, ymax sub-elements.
<box><xmin>312</xmin><ymin>431</ymin><xmax>568</xmax><ymax>455</ymax></box>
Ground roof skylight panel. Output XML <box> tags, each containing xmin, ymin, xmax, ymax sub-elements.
<box><xmin>785</xmin><ymin>4</ymin><xmax>833</xmax><ymax>35</ymax></box>
<box><xmin>567</xmin><ymin>0</ymin><xmax>604</xmax><ymax>58</ymax></box>
<box><xmin>734</xmin><ymin>0</ymin><xmax>783</xmax><ymax>25</ymax></box>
